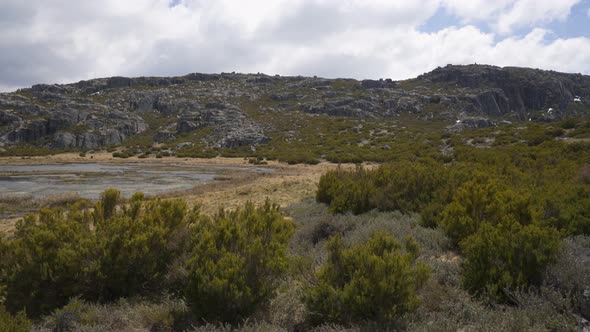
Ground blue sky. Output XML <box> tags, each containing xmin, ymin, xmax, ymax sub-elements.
<box><xmin>1</xmin><ymin>0</ymin><xmax>590</xmax><ymax>91</ymax></box>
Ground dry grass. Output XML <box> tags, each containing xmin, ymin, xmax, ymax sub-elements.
<box><xmin>0</xmin><ymin>192</ymin><xmax>83</xmax><ymax>235</ymax></box>
<box><xmin>0</xmin><ymin>217</ymin><xmax>19</xmax><ymax>235</ymax></box>
<box><xmin>184</xmin><ymin>166</ymin><xmax>327</xmax><ymax>215</ymax></box>
<box><xmin>32</xmin><ymin>297</ymin><xmax>191</xmax><ymax>332</ymax></box>
<box><xmin>0</xmin><ymin>153</ymin><xmax>362</xmax><ymax>235</ymax></box>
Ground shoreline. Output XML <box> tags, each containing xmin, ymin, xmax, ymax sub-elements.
<box><xmin>0</xmin><ymin>152</ymin><xmax>356</xmax><ymax>233</ymax></box>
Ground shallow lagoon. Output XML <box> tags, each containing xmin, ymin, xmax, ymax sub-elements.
<box><xmin>0</xmin><ymin>162</ymin><xmax>271</xmax><ymax>199</ymax></box>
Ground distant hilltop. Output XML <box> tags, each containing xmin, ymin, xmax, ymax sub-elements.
<box><xmin>0</xmin><ymin>64</ymin><xmax>588</xmax><ymax>151</ymax></box>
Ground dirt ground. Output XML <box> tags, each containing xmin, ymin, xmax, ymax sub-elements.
<box><xmin>0</xmin><ymin>152</ymin><xmax>361</xmax><ymax>232</ymax></box>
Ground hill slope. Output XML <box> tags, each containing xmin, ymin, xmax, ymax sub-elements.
<box><xmin>0</xmin><ymin>64</ymin><xmax>589</xmax><ymax>158</ymax></box>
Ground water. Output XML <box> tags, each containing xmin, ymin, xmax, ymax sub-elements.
<box><xmin>0</xmin><ymin>162</ymin><xmax>271</xmax><ymax>199</ymax></box>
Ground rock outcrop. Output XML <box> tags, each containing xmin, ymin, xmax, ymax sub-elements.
<box><xmin>0</xmin><ymin>64</ymin><xmax>589</xmax><ymax>150</ymax></box>
<box><xmin>419</xmin><ymin>64</ymin><xmax>590</xmax><ymax>117</ymax></box>
<box><xmin>174</xmin><ymin>106</ymin><xmax>269</xmax><ymax>148</ymax></box>
<box><xmin>0</xmin><ymin>91</ymin><xmax>147</xmax><ymax>149</ymax></box>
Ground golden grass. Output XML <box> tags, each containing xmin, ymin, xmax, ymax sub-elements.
<box><xmin>0</xmin><ymin>152</ymin><xmax>368</xmax><ymax>233</ymax></box>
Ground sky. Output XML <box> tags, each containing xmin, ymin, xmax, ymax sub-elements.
<box><xmin>1</xmin><ymin>0</ymin><xmax>590</xmax><ymax>92</ymax></box>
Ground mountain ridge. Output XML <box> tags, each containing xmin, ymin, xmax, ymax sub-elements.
<box><xmin>0</xmin><ymin>64</ymin><xmax>589</xmax><ymax>154</ymax></box>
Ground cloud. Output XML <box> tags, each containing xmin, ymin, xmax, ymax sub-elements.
<box><xmin>493</xmin><ymin>0</ymin><xmax>580</xmax><ymax>34</ymax></box>
<box><xmin>442</xmin><ymin>0</ymin><xmax>581</xmax><ymax>34</ymax></box>
<box><xmin>0</xmin><ymin>0</ymin><xmax>588</xmax><ymax>92</ymax></box>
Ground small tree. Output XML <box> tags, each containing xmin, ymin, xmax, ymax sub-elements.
<box><xmin>304</xmin><ymin>232</ymin><xmax>430</xmax><ymax>325</ymax></box>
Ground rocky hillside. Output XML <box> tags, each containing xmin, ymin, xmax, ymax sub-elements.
<box><xmin>0</xmin><ymin>64</ymin><xmax>588</xmax><ymax>153</ymax></box>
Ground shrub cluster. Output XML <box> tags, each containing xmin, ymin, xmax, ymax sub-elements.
<box><xmin>0</xmin><ymin>305</ymin><xmax>30</xmax><ymax>332</ymax></box>
<box><xmin>304</xmin><ymin>232</ymin><xmax>430</xmax><ymax>325</ymax></box>
<box><xmin>461</xmin><ymin>220</ymin><xmax>560</xmax><ymax>302</ymax></box>
<box><xmin>316</xmin><ymin>141</ymin><xmax>590</xmax><ymax>302</ymax></box>
<box><xmin>185</xmin><ymin>201</ymin><xmax>294</xmax><ymax>323</ymax></box>
<box><xmin>317</xmin><ymin>159</ymin><xmax>454</xmax><ymax>216</ymax></box>
<box><xmin>0</xmin><ymin>190</ymin><xmax>294</xmax><ymax>322</ymax></box>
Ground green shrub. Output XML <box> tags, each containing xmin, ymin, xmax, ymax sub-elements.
<box><xmin>91</xmin><ymin>197</ymin><xmax>192</xmax><ymax>300</ymax></box>
<box><xmin>0</xmin><ymin>305</ymin><xmax>30</xmax><ymax>332</ymax></box>
<box><xmin>316</xmin><ymin>160</ymin><xmax>451</xmax><ymax>216</ymax></box>
<box><xmin>316</xmin><ymin>168</ymin><xmax>343</xmax><ymax>205</ymax></box>
<box><xmin>96</xmin><ymin>188</ymin><xmax>121</xmax><ymax>221</ymax></box>
<box><xmin>304</xmin><ymin>232</ymin><xmax>430</xmax><ymax>325</ymax></box>
<box><xmin>3</xmin><ymin>208</ymin><xmax>94</xmax><ymax>316</ymax></box>
<box><xmin>419</xmin><ymin>201</ymin><xmax>445</xmax><ymax>228</ymax></box>
<box><xmin>536</xmin><ymin>185</ymin><xmax>590</xmax><ymax>236</ymax></box>
<box><xmin>439</xmin><ymin>176</ymin><xmax>501</xmax><ymax>245</ymax></box>
<box><xmin>323</xmin><ymin>166</ymin><xmax>376</xmax><ymax>215</ymax></box>
<box><xmin>461</xmin><ymin>220</ymin><xmax>560</xmax><ymax>302</ymax></box>
<box><xmin>184</xmin><ymin>200</ymin><xmax>294</xmax><ymax>323</ymax></box>
<box><xmin>1</xmin><ymin>190</ymin><xmax>192</xmax><ymax>315</ymax></box>
<box><xmin>439</xmin><ymin>176</ymin><xmax>534</xmax><ymax>245</ymax></box>
<box><xmin>371</xmin><ymin>160</ymin><xmax>446</xmax><ymax>213</ymax></box>
<box><xmin>112</xmin><ymin>152</ymin><xmax>129</xmax><ymax>158</ymax></box>
<box><xmin>560</xmin><ymin>118</ymin><xmax>578</xmax><ymax>130</ymax></box>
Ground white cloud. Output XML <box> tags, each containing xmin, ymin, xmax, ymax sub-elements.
<box><xmin>494</xmin><ymin>0</ymin><xmax>580</xmax><ymax>34</ymax></box>
<box><xmin>587</xmin><ymin>7</ymin><xmax>590</xmax><ymax>17</ymax></box>
<box><xmin>442</xmin><ymin>0</ymin><xmax>581</xmax><ymax>34</ymax></box>
<box><xmin>0</xmin><ymin>0</ymin><xmax>588</xmax><ymax>92</ymax></box>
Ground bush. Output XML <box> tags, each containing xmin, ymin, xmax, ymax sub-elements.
<box><xmin>0</xmin><ymin>305</ymin><xmax>30</xmax><ymax>332</ymax></box>
<box><xmin>1</xmin><ymin>190</ymin><xmax>192</xmax><ymax>315</ymax></box>
<box><xmin>461</xmin><ymin>220</ymin><xmax>560</xmax><ymax>302</ymax></box>
<box><xmin>370</xmin><ymin>160</ymin><xmax>446</xmax><ymax>214</ymax></box>
<box><xmin>439</xmin><ymin>176</ymin><xmax>534</xmax><ymax>245</ymax></box>
<box><xmin>91</xmin><ymin>197</ymin><xmax>192</xmax><ymax>300</ymax></box>
<box><xmin>537</xmin><ymin>184</ymin><xmax>590</xmax><ymax>236</ymax></box>
<box><xmin>439</xmin><ymin>176</ymin><xmax>501</xmax><ymax>245</ymax></box>
<box><xmin>184</xmin><ymin>200</ymin><xmax>295</xmax><ymax>323</ymax></box>
<box><xmin>560</xmin><ymin>118</ymin><xmax>578</xmax><ymax>130</ymax></box>
<box><xmin>316</xmin><ymin>160</ymin><xmax>451</xmax><ymax>216</ymax></box>
<box><xmin>316</xmin><ymin>166</ymin><xmax>376</xmax><ymax>215</ymax></box>
<box><xmin>112</xmin><ymin>152</ymin><xmax>128</xmax><ymax>158</ymax></box>
<box><xmin>1</xmin><ymin>190</ymin><xmax>293</xmax><ymax>320</ymax></box>
<box><xmin>3</xmin><ymin>207</ymin><xmax>94</xmax><ymax>316</ymax></box>
<box><xmin>304</xmin><ymin>232</ymin><xmax>430</xmax><ymax>325</ymax></box>
<box><xmin>97</xmin><ymin>188</ymin><xmax>121</xmax><ymax>221</ymax></box>
<box><xmin>419</xmin><ymin>201</ymin><xmax>445</xmax><ymax>228</ymax></box>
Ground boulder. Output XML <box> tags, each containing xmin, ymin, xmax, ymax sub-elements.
<box><xmin>361</xmin><ymin>79</ymin><xmax>396</xmax><ymax>89</ymax></box>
